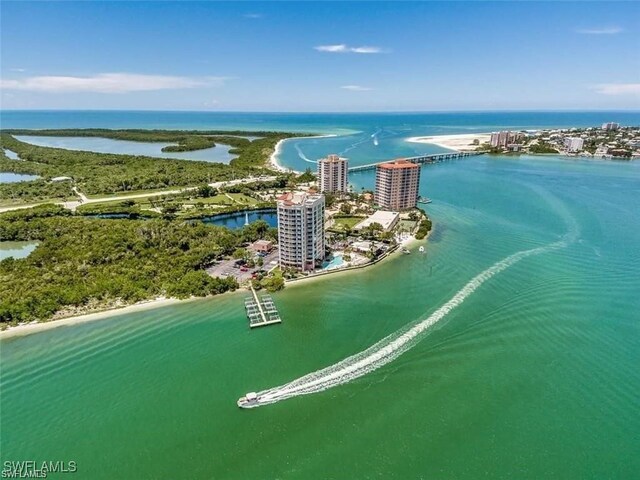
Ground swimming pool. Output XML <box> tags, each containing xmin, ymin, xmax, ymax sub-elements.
<box><xmin>322</xmin><ymin>255</ymin><xmax>344</xmax><ymax>270</ymax></box>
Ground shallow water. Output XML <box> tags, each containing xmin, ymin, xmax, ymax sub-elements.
<box><xmin>2</xmin><ymin>110</ymin><xmax>640</xmax><ymax>478</ymax></box>
<box><xmin>0</xmin><ymin>240</ymin><xmax>39</xmax><ymax>260</ymax></box>
<box><xmin>2</xmin><ymin>153</ymin><xmax>639</xmax><ymax>478</ymax></box>
<box><xmin>0</xmin><ymin>172</ymin><xmax>39</xmax><ymax>183</ymax></box>
<box><xmin>14</xmin><ymin>135</ymin><xmax>236</xmax><ymax>164</ymax></box>
<box><xmin>3</xmin><ymin>149</ymin><xmax>20</xmax><ymax>160</ymax></box>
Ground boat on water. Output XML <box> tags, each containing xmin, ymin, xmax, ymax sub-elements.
<box><xmin>237</xmin><ymin>392</ymin><xmax>260</xmax><ymax>408</ymax></box>
<box><xmin>419</xmin><ymin>246</ymin><xmax>425</xmax><ymax>253</ymax></box>
<box><xmin>418</xmin><ymin>196</ymin><xmax>432</xmax><ymax>204</ymax></box>
<box><xmin>402</xmin><ymin>247</ymin><xmax>411</xmax><ymax>254</ymax></box>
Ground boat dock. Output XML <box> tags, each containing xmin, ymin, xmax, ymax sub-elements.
<box><xmin>245</xmin><ymin>286</ymin><xmax>282</xmax><ymax>328</ymax></box>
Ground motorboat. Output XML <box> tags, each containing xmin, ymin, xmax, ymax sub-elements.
<box><xmin>237</xmin><ymin>392</ymin><xmax>260</xmax><ymax>408</ymax></box>
<box><xmin>402</xmin><ymin>247</ymin><xmax>411</xmax><ymax>254</ymax></box>
<box><xmin>419</xmin><ymin>246</ymin><xmax>425</xmax><ymax>253</ymax></box>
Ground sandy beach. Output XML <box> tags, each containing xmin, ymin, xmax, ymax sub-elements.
<box><xmin>268</xmin><ymin>134</ymin><xmax>338</xmax><ymax>174</ymax></box>
<box><xmin>0</xmin><ymin>296</ymin><xmax>185</xmax><ymax>340</ymax></box>
<box><xmin>268</xmin><ymin>139</ymin><xmax>295</xmax><ymax>173</ymax></box>
<box><xmin>407</xmin><ymin>133</ymin><xmax>491</xmax><ymax>152</ymax></box>
<box><xmin>0</xmin><ymin>228</ymin><xmax>431</xmax><ymax>340</ymax></box>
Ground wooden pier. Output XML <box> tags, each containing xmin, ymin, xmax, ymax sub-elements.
<box><xmin>245</xmin><ymin>286</ymin><xmax>282</xmax><ymax>328</ymax></box>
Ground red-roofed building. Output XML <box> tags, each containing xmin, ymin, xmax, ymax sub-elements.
<box><xmin>374</xmin><ymin>160</ymin><xmax>420</xmax><ymax>210</ymax></box>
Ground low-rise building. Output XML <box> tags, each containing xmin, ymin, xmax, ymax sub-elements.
<box><xmin>250</xmin><ymin>239</ymin><xmax>273</xmax><ymax>253</ymax></box>
<box><xmin>354</xmin><ymin>210</ymin><xmax>400</xmax><ymax>232</ymax></box>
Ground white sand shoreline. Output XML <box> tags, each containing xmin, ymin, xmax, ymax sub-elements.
<box><xmin>1</xmin><ymin>231</ymin><xmax>429</xmax><ymax>340</ymax></box>
<box><xmin>407</xmin><ymin>132</ymin><xmax>492</xmax><ymax>152</ymax></box>
<box><xmin>0</xmin><ymin>297</ymin><xmax>186</xmax><ymax>340</ymax></box>
<box><xmin>268</xmin><ymin>134</ymin><xmax>338</xmax><ymax>174</ymax></box>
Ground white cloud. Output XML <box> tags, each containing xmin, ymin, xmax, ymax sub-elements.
<box><xmin>592</xmin><ymin>83</ymin><xmax>640</xmax><ymax>95</ymax></box>
<box><xmin>315</xmin><ymin>44</ymin><xmax>385</xmax><ymax>54</ymax></box>
<box><xmin>341</xmin><ymin>85</ymin><xmax>373</xmax><ymax>91</ymax></box>
<box><xmin>0</xmin><ymin>73</ymin><xmax>228</xmax><ymax>93</ymax></box>
<box><xmin>576</xmin><ymin>26</ymin><xmax>623</xmax><ymax>35</ymax></box>
<box><xmin>10</xmin><ymin>68</ymin><xmax>26</xmax><ymax>72</ymax></box>
<box><xmin>315</xmin><ymin>44</ymin><xmax>349</xmax><ymax>53</ymax></box>
<box><xmin>244</xmin><ymin>13</ymin><xmax>262</xmax><ymax>19</ymax></box>
<box><xmin>350</xmin><ymin>46</ymin><xmax>383</xmax><ymax>54</ymax></box>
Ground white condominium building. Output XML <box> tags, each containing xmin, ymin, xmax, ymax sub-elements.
<box><xmin>490</xmin><ymin>131</ymin><xmax>524</xmax><ymax>148</ymax></box>
<box><xmin>564</xmin><ymin>137</ymin><xmax>584</xmax><ymax>152</ymax></box>
<box><xmin>317</xmin><ymin>154</ymin><xmax>348</xmax><ymax>193</ymax></box>
<box><xmin>277</xmin><ymin>192</ymin><xmax>325</xmax><ymax>272</ymax></box>
<box><xmin>601</xmin><ymin>122</ymin><xmax>620</xmax><ymax>131</ymax></box>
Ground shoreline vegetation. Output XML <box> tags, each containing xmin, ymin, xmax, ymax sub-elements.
<box><xmin>0</xmin><ymin>129</ymin><xmax>312</xmax><ymax>205</ymax></box>
<box><xmin>0</xmin><ymin>204</ymin><xmax>248</xmax><ymax>326</ymax></box>
<box><xmin>0</xmin><ymin>224</ymin><xmax>431</xmax><ymax>339</ymax></box>
<box><xmin>269</xmin><ymin>134</ymin><xmax>338</xmax><ymax>174</ymax></box>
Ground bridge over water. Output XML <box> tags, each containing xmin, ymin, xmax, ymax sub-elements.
<box><xmin>347</xmin><ymin>151</ymin><xmax>483</xmax><ymax>173</ymax></box>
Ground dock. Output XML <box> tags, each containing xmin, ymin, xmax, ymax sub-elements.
<box><xmin>245</xmin><ymin>286</ymin><xmax>282</xmax><ymax>328</ymax></box>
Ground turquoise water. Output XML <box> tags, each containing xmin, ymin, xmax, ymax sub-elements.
<box><xmin>3</xmin><ymin>110</ymin><xmax>639</xmax><ymax>133</ymax></box>
<box><xmin>14</xmin><ymin>135</ymin><xmax>236</xmax><ymax>164</ymax></box>
<box><xmin>0</xmin><ymin>172</ymin><xmax>39</xmax><ymax>183</ymax></box>
<box><xmin>322</xmin><ymin>254</ymin><xmax>344</xmax><ymax>270</ymax></box>
<box><xmin>1</xmin><ymin>111</ymin><xmax>640</xmax><ymax>478</ymax></box>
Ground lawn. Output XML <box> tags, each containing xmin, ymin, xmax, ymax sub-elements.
<box><xmin>332</xmin><ymin>216</ymin><xmax>365</xmax><ymax>230</ymax></box>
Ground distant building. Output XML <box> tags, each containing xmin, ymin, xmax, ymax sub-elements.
<box><xmin>354</xmin><ymin>210</ymin><xmax>400</xmax><ymax>232</ymax></box>
<box><xmin>317</xmin><ymin>154</ymin><xmax>348</xmax><ymax>193</ymax></box>
<box><xmin>490</xmin><ymin>131</ymin><xmax>524</xmax><ymax>148</ymax></box>
<box><xmin>277</xmin><ymin>192</ymin><xmax>325</xmax><ymax>272</ymax></box>
<box><xmin>594</xmin><ymin>145</ymin><xmax>610</xmax><ymax>158</ymax></box>
<box><xmin>564</xmin><ymin>137</ymin><xmax>584</xmax><ymax>152</ymax></box>
<box><xmin>375</xmin><ymin>160</ymin><xmax>420</xmax><ymax>210</ymax></box>
<box><xmin>602</xmin><ymin>122</ymin><xmax>620</xmax><ymax>131</ymax></box>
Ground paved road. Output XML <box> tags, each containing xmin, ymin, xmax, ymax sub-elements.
<box><xmin>1</xmin><ymin>175</ymin><xmax>278</xmax><ymax>213</ymax></box>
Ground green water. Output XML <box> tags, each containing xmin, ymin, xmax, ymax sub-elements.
<box><xmin>2</xmin><ymin>155</ymin><xmax>639</xmax><ymax>478</ymax></box>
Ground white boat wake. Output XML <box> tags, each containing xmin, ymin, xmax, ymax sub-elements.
<box><xmin>295</xmin><ymin>144</ymin><xmax>316</xmax><ymax>164</ymax></box>
<box><xmin>240</xmin><ymin>231</ymin><xmax>574</xmax><ymax>408</ymax></box>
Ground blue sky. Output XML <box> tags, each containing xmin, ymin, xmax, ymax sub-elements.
<box><xmin>1</xmin><ymin>1</ymin><xmax>639</xmax><ymax>111</ymax></box>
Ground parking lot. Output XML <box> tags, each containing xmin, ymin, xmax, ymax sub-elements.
<box><xmin>206</xmin><ymin>248</ymin><xmax>279</xmax><ymax>283</ymax></box>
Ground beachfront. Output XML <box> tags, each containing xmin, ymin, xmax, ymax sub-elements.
<box><xmin>407</xmin><ymin>133</ymin><xmax>492</xmax><ymax>152</ymax></box>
